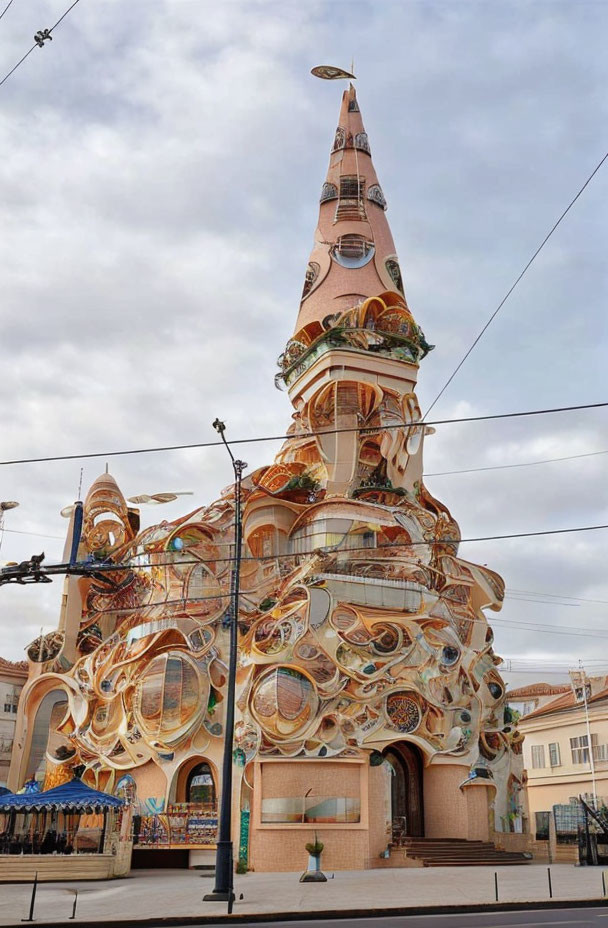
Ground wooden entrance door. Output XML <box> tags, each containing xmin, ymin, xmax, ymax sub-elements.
<box><xmin>384</xmin><ymin>743</ymin><xmax>424</xmax><ymax>840</ymax></box>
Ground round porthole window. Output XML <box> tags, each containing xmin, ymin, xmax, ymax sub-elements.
<box><xmin>331</xmin><ymin>235</ymin><xmax>375</xmax><ymax>268</ymax></box>
<box><xmin>441</xmin><ymin>646</ymin><xmax>460</xmax><ymax>666</ymax></box>
<box><xmin>488</xmin><ymin>681</ymin><xmax>503</xmax><ymax>700</ymax></box>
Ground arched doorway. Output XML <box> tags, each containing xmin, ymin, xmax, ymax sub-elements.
<box><xmin>185</xmin><ymin>762</ymin><xmax>216</xmax><ymax>810</ymax></box>
<box><xmin>383</xmin><ymin>742</ymin><xmax>424</xmax><ymax>840</ymax></box>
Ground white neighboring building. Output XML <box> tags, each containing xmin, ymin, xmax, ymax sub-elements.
<box><xmin>0</xmin><ymin>658</ymin><xmax>28</xmax><ymax>788</ymax></box>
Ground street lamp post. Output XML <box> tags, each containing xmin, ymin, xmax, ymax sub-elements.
<box><xmin>204</xmin><ymin>420</ymin><xmax>246</xmax><ymax>908</ymax></box>
<box><xmin>0</xmin><ymin>501</ymin><xmax>20</xmax><ymax>556</ymax></box>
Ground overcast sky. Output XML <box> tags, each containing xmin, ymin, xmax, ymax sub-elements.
<box><xmin>0</xmin><ymin>0</ymin><xmax>606</xmax><ymax>687</ymax></box>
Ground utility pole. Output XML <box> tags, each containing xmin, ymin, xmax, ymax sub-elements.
<box><xmin>570</xmin><ymin>664</ymin><xmax>598</xmax><ymax>809</ymax></box>
<box><xmin>203</xmin><ymin>420</ymin><xmax>246</xmax><ymax>909</ymax></box>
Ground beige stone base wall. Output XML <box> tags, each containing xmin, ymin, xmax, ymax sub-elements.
<box><xmin>424</xmin><ymin>764</ymin><xmax>491</xmax><ymax>841</ymax></box>
<box><xmin>247</xmin><ymin>757</ymin><xmax>501</xmax><ymax>871</ymax></box>
<box><xmin>493</xmin><ymin>831</ymin><xmax>532</xmax><ymax>853</ymax></box>
<box><xmin>249</xmin><ymin>757</ymin><xmax>372</xmax><ymax>872</ymax></box>
<box><xmin>250</xmin><ymin>826</ymin><xmax>370</xmax><ymax>872</ymax></box>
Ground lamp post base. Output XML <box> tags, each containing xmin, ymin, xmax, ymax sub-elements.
<box><xmin>202</xmin><ymin>891</ymin><xmax>235</xmax><ymax>902</ymax></box>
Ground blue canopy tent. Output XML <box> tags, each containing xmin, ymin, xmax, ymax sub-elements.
<box><xmin>0</xmin><ymin>778</ymin><xmax>123</xmax><ymax>813</ymax></box>
<box><xmin>0</xmin><ymin>778</ymin><xmax>124</xmax><ymax>856</ymax></box>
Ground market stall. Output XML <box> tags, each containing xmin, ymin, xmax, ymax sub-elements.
<box><xmin>0</xmin><ymin>777</ymin><xmax>131</xmax><ymax>881</ymax></box>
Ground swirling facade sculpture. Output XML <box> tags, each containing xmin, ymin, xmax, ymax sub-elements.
<box><xmin>10</xmin><ymin>83</ymin><xmax>526</xmax><ymax>871</ymax></box>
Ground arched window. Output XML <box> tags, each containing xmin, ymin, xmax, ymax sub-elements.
<box><xmin>320</xmin><ymin>182</ymin><xmax>337</xmax><ymax>203</ymax></box>
<box><xmin>26</xmin><ymin>689</ymin><xmax>68</xmax><ymax>785</ymax></box>
<box><xmin>301</xmin><ymin>261</ymin><xmax>320</xmax><ymax>299</ymax></box>
<box><xmin>116</xmin><ymin>774</ymin><xmax>137</xmax><ymax>803</ymax></box>
<box><xmin>385</xmin><ymin>258</ymin><xmax>404</xmax><ymax>294</ymax></box>
<box><xmin>186</xmin><ymin>762</ymin><xmax>216</xmax><ymax>808</ymax></box>
<box><xmin>332</xmin><ymin>127</ymin><xmax>346</xmax><ymax>151</ymax></box>
<box><xmin>367</xmin><ymin>184</ymin><xmax>387</xmax><ymax>210</ymax></box>
<box><xmin>354</xmin><ymin>132</ymin><xmax>370</xmax><ymax>154</ymax></box>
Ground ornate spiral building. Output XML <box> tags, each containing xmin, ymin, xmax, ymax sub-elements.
<box><xmin>9</xmin><ymin>83</ymin><xmax>526</xmax><ymax>871</ymax></box>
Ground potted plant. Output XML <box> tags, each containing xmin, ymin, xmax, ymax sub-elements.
<box><xmin>300</xmin><ymin>832</ymin><xmax>327</xmax><ymax>883</ymax></box>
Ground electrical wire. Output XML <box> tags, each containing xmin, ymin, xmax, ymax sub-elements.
<box><xmin>4</xmin><ymin>439</ymin><xmax>608</xmax><ymax>546</ymax></box>
<box><xmin>81</xmin><ymin>579</ymin><xmax>608</xmax><ymax>642</ymax></box>
<box><xmin>424</xmin><ymin>148</ymin><xmax>608</xmax><ymax>418</ymax></box>
<box><xmin>11</xmin><ymin>520</ymin><xmax>598</xmax><ymax>576</ymax></box>
<box><xmin>0</xmin><ymin>44</ymin><xmax>36</xmax><ymax>88</ymax></box>
<box><xmin>425</xmin><ymin>448</ymin><xmax>608</xmax><ymax>478</ymax></box>
<box><xmin>4</xmin><ymin>520</ymin><xmax>600</xmax><ymax>574</ymax></box>
<box><xmin>0</xmin><ymin>0</ymin><xmax>82</xmax><ymax>89</ymax></box>
<box><xmin>2</xmin><ymin>528</ymin><xmax>64</xmax><ymax>540</ymax></box>
<box><xmin>50</xmin><ymin>0</ymin><xmax>81</xmax><ymax>32</ymax></box>
<box><xmin>510</xmin><ymin>588</ymin><xmax>608</xmax><ymax>606</ymax></box>
<box><xmin>503</xmin><ymin>595</ymin><xmax>580</xmax><ymax>607</ymax></box>
<box><xmin>0</xmin><ymin>0</ymin><xmax>17</xmax><ymax>22</ymax></box>
<box><xmin>1</xmin><ymin>400</ymin><xmax>606</xmax><ymax>467</ymax></box>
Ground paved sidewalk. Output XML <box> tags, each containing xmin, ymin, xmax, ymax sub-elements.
<box><xmin>0</xmin><ymin>864</ymin><xmax>606</xmax><ymax>925</ymax></box>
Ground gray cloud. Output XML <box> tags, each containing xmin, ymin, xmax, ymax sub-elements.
<box><xmin>0</xmin><ymin>1</ymin><xmax>606</xmax><ymax>688</ymax></box>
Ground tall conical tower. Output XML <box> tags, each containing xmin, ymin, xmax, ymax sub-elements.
<box><xmin>295</xmin><ymin>83</ymin><xmax>403</xmax><ymax>331</ymax></box>
<box><xmin>276</xmin><ymin>83</ymin><xmax>433</xmax><ymax>500</ymax></box>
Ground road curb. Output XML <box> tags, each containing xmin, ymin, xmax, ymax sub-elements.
<box><xmin>2</xmin><ymin>896</ymin><xmax>607</xmax><ymax>927</ymax></box>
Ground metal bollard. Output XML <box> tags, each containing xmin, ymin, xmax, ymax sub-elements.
<box><xmin>21</xmin><ymin>872</ymin><xmax>38</xmax><ymax>923</ymax></box>
<box><xmin>602</xmin><ymin>870</ymin><xmax>606</xmax><ymax>897</ymax></box>
<box><xmin>69</xmin><ymin>891</ymin><xmax>78</xmax><ymax>920</ymax></box>
<box><xmin>494</xmin><ymin>871</ymin><xmax>498</xmax><ymax>902</ymax></box>
<box><xmin>547</xmin><ymin>867</ymin><xmax>553</xmax><ymax>899</ymax></box>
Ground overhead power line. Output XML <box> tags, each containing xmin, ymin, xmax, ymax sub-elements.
<box><xmin>62</xmin><ymin>576</ymin><xmax>608</xmax><ymax>643</ymax></box>
<box><xmin>0</xmin><ymin>0</ymin><xmax>17</xmax><ymax>22</ymax></box>
<box><xmin>425</xmin><ymin>448</ymin><xmax>608</xmax><ymax>478</ymax></box>
<box><xmin>424</xmin><ymin>147</ymin><xmax>608</xmax><ymax>417</ymax></box>
<box><xmin>3</xmin><ymin>439</ymin><xmax>607</xmax><ymax>546</ymax></box>
<box><xmin>510</xmin><ymin>588</ymin><xmax>608</xmax><ymax>606</ymax></box>
<box><xmin>1</xmin><ymin>400</ymin><xmax>606</xmax><ymax>468</ymax></box>
<box><xmin>0</xmin><ymin>0</ymin><xmax>81</xmax><ymax>89</ymax></box>
<box><xmin>2</xmin><ymin>528</ymin><xmax>63</xmax><ymax>540</ymax></box>
<box><xmin>4</xmin><ymin>521</ymin><xmax>604</xmax><ymax>575</ymax></box>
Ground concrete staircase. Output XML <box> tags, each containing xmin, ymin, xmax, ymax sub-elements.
<box><xmin>391</xmin><ymin>837</ymin><xmax>530</xmax><ymax>867</ymax></box>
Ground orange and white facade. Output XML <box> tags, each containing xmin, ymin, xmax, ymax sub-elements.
<box><xmin>9</xmin><ymin>83</ymin><xmax>526</xmax><ymax>872</ymax></box>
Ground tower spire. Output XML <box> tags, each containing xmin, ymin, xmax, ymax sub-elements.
<box><xmin>295</xmin><ymin>83</ymin><xmax>405</xmax><ymax>333</ymax></box>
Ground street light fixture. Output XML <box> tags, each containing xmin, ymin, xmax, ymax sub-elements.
<box><xmin>203</xmin><ymin>420</ymin><xmax>246</xmax><ymax>909</ymax></box>
<box><xmin>0</xmin><ymin>501</ymin><xmax>20</xmax><ymax>556</ymax></box>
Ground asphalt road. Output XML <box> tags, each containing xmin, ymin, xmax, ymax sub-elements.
<box><xmin>194</xmin><ymin>909</ymin><xmax>608</xmax><ymax>928</ymax></box>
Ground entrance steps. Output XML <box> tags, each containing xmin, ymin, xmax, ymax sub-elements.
<box><xmin>377</xmin><ymin>837</ymin><xmax>530</xmax><ymax>868</ymax></box>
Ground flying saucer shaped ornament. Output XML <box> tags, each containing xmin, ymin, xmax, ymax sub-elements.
<box><xmin>0</xmin><ymin>501</ymin><xmax>19</xmax><ymax>511</ymax></box>
<box><xmin>127</xmin><ymin>492</ymin><xmax>193</xmax><ymax>505</ymax></box>
<box><xmin>311</xmin><ymin>65</ymin><xmax>356</xmax><ymax>81</ymax></box>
